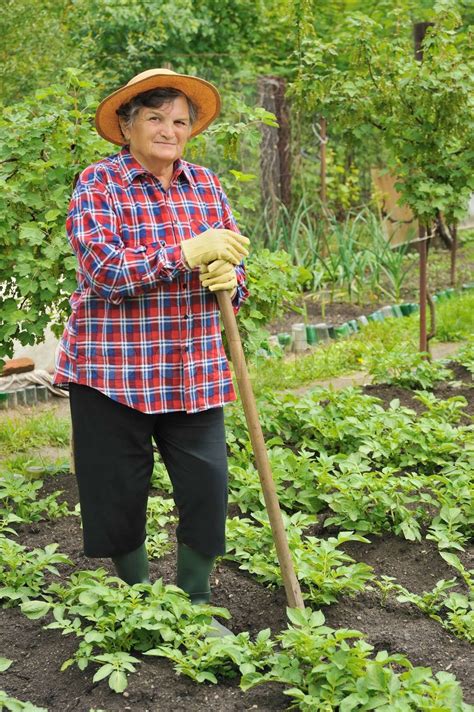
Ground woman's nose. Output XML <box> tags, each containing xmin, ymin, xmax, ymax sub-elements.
<box><xmin>159</xmin><ymin>122</ymin><xmax>174</xmax><ymax>138</ymax></box>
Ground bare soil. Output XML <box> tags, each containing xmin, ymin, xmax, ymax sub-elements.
<box><xmin>1</xmin><ymin>368</ymin><xmax>473</xmax><ymax>710</ymax></box>
<box><xmin>269</xmin><ymin>244</ymin><xmax>474</xmax><ymax>335</ymax></box>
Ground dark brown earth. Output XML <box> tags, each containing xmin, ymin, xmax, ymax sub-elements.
<box><xmin>270</xmin><ymin>299</ymin><xmax>386</xmax><ymax>333</ymax></box>
<box><xmin>364</xmin><ymin>361</ymin><xmax>474</xmax><ymax>419</ymax></box>
<box><xmin>269</xmin><ymin>243</ymin><xmax>474</xmax><ymax>335</ymax></box>
<box><xmin>1</xmin><ymin>368</ymin><xmax>473</xmax><ymax>710</ymax></box>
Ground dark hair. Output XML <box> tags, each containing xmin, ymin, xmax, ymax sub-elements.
<box><xmin>116</xmin><ymin>88</ymin><xmax>198</xmax><ymax>134</ymax></box>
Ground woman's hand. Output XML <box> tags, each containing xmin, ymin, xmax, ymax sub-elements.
<box><xmin>200</xmin><ymin>259</ymin><xmax>237</xmax><ymax>293</ymax></box>
<box><xmin>181</xmin><ymin>228</ymin><xmax>249</xmax><ymax>268</ymax></box>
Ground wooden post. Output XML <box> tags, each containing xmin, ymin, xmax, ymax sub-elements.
<box><xmin>275</xmin><ymin>78</ymin><xmax>292</xmax><ymax>210</ymax></box>
<box><xmin>217</xmin><ymin>291</ymin><xmax>305</xmax><ymax>611</ymax></box>
<box><xmin>414</xmin><ymin>21</ymin><xmax>434</xmax><ymax>355</ymax></box>
<box><xmin>450</xmin><ymin>224</ymin><xmax>457</xmax><ymax>287</ymax></box>
<box><xmin>419</xmin><ymin>225</ymin><xmax>428</xmax><ymax>354</ymax></box>
<box><xmin>319</xmin><ymin>117</ymin><xmax>327</xmax><ymax>207</ymax></box>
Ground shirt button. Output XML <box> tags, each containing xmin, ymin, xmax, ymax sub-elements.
<box><xmin>160</xmin><ymin>240</ymin><xmax>166</xmax><ymax>247</ymax></box>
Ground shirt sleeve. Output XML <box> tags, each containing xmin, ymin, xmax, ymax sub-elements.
<box><xmin>67</xmin><ymin>179</ymin><xmax>190</xmax><ymax>305</ymax></box>
<box><xmin>211</xmin><ymin>175</ymin><xmax>249</xmax><ymax>314</ymax></box>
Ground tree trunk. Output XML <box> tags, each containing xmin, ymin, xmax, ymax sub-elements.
<box><xmin>258</xmin><ymin>76</ymin><xmax>291</xmax><ymax>229</ymax></box>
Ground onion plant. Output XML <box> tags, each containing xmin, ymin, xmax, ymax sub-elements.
<box><xmin>252</xmin><ymin>198</ymin><xmax>416</xmax><ymax>302</ymax></box>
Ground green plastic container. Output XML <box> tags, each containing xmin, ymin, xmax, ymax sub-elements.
<box><xmin>347</xmin><ymin>319</ymin><xmax>359</xmax><ymax>332</ymax></box>
<box><xmin>0</xmin><ymin>393</ymin><xmax>8</xmax><ymax>411</ymax></box>
<box><xmin>305</xmin><ymin>325</ymin><xmax>318</xmax><ymax>345</ymax></box>
<box><xmin>391</xmin><ymin>305</ymin><xmax>403</xmax><ymax>318</ymax></box>
<box><xmin>277</xmin><ymin>333</ymin><xmax>291</xmax><ymax>348</ymax></box>
<box><xmin>335</xmin><ymin>323</ymin><xmax>351</xmax><ymax>338</ymax></box>
<box><xmin>327</xmin><ymin>324</ymin><xmax>336</xmax><ymax>339</ymax></box>
<box><xmin>399</xmin><ymin>303</ymin><xmax>412</xmax><ymax>316</ymax></box>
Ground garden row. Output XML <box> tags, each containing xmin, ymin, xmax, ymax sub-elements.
<box><xmin>272</xmin><ymin>283</ymin><xmax>474</xmax><ymax>353</ymax></box>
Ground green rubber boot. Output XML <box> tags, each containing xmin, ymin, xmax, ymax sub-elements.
<box><xmin>176</xmin><ymin>543</ymin><xmax>233</xmax><ymax>637</ymax></box>
<box><xmin>112</xmin><ymin>542</ymin><xmax>150</xmax><ymax>585</ymax></box>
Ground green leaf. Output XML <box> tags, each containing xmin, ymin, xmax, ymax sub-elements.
<box><xmin>286</xmin><ymin>607</ymin><xmax>310</xmax><ymax>628</ymax></box>
<box><xmin>19</xmin><ymin>224</ymin><xmax>45</xmax><ymax>246</ymax></box>
<box><xmin>109</xmin><ymin>670</ymin><xmax>128</xmax><ymax>693</ymax></box>
<box><xmin>93</xmin><ymin>664</ymin><xmax>114</xmax><ymax>683</ymax></box>
<box><xmin>20</xmin><ymin>600</ymin><xmax>51</xmax><ymax>619</ymax></box>
<box><xmin>0</xmin><ymin>657</ymin><xmax>13</xmax><ymax>672</ymax></box>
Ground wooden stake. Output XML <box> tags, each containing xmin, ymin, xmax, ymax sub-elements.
<box><xmin>320</xmin><ymin>117</ymin><xmax>327</xmax><ymax>207</ymax></box>
<box><xmin>217</xmin><ymin>290</ymin><xmax>305</xmax><ymax>610</ymax></box>
<box><xmin>419</xmin><ymin>226</ymin><xmax>428</xmax><ymax>354</ymax></box>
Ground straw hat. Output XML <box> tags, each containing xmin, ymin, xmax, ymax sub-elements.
<box><xmin>95</xmin><ymin>68</ymin><xmax>221</xmax><ymax>145</ymax></box>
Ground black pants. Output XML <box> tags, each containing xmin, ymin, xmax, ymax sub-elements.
<box><xmin>69</xmin><ymin>383</ymin><xmax>228</xmax><ymax>559</ymax></box>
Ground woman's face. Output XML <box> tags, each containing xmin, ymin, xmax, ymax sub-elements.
<box><xmin>121</xmin><ymin>95</ymin><xmax>193</xmax><ymax>174</ymax></box>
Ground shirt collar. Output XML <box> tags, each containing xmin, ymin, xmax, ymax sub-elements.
<box><xmin>118</xmin><ymin>148</ymin><xmax>195</xmax><ymax>188</ymax></box>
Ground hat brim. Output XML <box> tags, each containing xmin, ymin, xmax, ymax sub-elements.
<box><xmin>95</xmin><ymin>73</ymin><xmax>221</xmax><ymax>145</ymax></box>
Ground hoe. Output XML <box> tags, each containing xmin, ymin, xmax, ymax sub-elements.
<box><xmin>217</xmin><ymin>290</ymin><xmax>305</xmax><ymax>611</ymax></box>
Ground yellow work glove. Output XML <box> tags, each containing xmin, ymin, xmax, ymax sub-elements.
<box><xmin>200</xmin><ymin>260</ymin><xmax>237</xmax><ymax>292</ymax></box>
<box><xmin>181</xmin><ymin>228</ymin><xmax>249</xmax><ymax>269</ymax></box>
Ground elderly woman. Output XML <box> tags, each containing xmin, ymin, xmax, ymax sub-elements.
<box><xmin>54</xmin><ymin>69</ymin><xmax>249</xmax><ymax>629</ymax></box>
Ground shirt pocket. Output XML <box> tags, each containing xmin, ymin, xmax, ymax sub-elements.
<box><xmin>190</xmin><ymin>217</ymin><xmax>224</xmax><ymax>237</ymax></box>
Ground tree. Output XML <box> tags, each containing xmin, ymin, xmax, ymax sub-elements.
<box><xmin>290</xmin><ymin>2</ymin><xmax>474</xmax><ymax>227</ymax></box>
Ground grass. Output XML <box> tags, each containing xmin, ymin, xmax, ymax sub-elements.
<box><xmin>0</xmin><ymin>452</ymin><xmax>70</xmax><ymax>476</ymax></box>
<box><xmin>248</xmin><ymin>291</ymin><xmax>474</xmax><ymax>392</ymax></box>
<box><xmin>436</xmin><ymin>290</ymin><xmax>474</xmax><ymax>341</ymax></box>
<box><xmin>0</xmin><ymin>410</ymin><xmax>70</xmax><ymax>457</ymax></box>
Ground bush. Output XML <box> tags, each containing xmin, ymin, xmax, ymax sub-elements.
<box><xmin>237</xmin><ymin>248</ymin><xmax>305</xmax><ymax>355</ymax></box>
<box><xmin>0</xmin><ymin>70</ymin><xmax>108</xmax><ymax>360</ymax></box>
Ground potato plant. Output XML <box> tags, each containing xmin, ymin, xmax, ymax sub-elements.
<box><xmin>0</xmin><ymin>377</ymin><xmax>472</xmax><ymax>705</ymax></box>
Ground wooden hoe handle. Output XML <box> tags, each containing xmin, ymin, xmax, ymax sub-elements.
<box><xmin>217</xmin><ymin>290</ymin><xmax>305</xmax><ymax>610</ymax></box>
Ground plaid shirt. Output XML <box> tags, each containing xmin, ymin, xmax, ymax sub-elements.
<box><xmin>54</xmin><ymin>148</ymin><xmax>248</xmax><ymax>414</ymax></box>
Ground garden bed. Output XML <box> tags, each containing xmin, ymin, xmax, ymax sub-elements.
<box><xmin>2</xmin><ymin>483</ymin><xmax>472</xmax><ymax>710</ymax></box>
<box><xmin>1</xmin><ymin>360</ymin><xmax>473</xmax><ymax>711</ymax></box>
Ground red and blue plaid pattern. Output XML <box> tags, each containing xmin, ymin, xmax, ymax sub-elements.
<box><xmin>54</xmin><ymin>148</ymin><xmax>248</xmax><ymax>414</ymax></box>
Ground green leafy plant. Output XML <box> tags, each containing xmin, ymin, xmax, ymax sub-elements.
<box><xmin>0</xmin><ymin>538</ymin><xmax>70</xmax><ymax>606</ymax></box>
<box><xmin>150</xmin><ymin>458</ymin><xmax>173</xmax><ymax>494</ymax></box>
<box><xmin>454</xmin><ymin>339</ymin><xmax>474</xmax><ymax>377</ymax></box>
<box><xmin>0</xmin><ymin>691</ymin><xmax>48</xmax><ymax>712</ymax></box>
<box><xmin>146</xmin><ymin>628</ymin><xmax>275</xmax><ymax>685</ymax></box>
<box><xmin>145</xmin><ymin>497</ymin><xmax>177</xmax><ymax>559</ymax></box>
<box><xmin>237</xmin><ymin>248</ymin><xmax>305</xmax><ymax>355</ymax></box>
<box><xmin>367</xmin><ymin>348</ymin><xmax>453</xmax><ymax>390</ymax></box>
<box><xmin>0</xmin><ymin>471</ymin><xmax>69</xmax><ymax>524</ymax></box>
<box><xmin>225</xmin><ymin>511</ymin><xmax>373</xmax><ymax>605</ymax></box>
<box><xmin>435</xmin><ymin>293</ymin><xmax>474</xmax><ymax>342</ymax></box>
<box><xmin>30</xmin><ymin>570</ymin><xmax>230</xmax><ymax>692</ymax></box>
<box><xmin>241</xmin><ymin>607</ymin><xmax>470</xmax><ymax>711</ymax></box>
<box><xmin>0</xmin><ymin>71</ymin><xmax>108</xmax><ymax>359</ymax></box>
<box><xmin>376</xmin><ymin>576</ymin><xmax>473</xmax><ymax>643</ymax></box>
